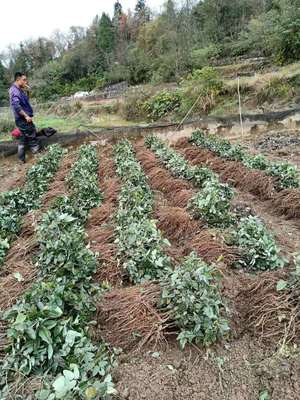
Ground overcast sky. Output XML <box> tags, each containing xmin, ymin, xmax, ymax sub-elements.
<box><xmin>0</xmin><ymin>0</ymin><xmax>164</xmax><ymax>52</ymax></box>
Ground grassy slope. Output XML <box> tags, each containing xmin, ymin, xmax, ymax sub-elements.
<box><xmin>1</xmin><ymin>61</ymin><xmax>299</xmax><ymax>140</ymax></box>
<box><xmin>0</xmin><ymin>100</ymin><xmax>136</xmax><ymax>141</ymax></box>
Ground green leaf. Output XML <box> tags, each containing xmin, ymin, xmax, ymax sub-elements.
<box><xmin>151</xmin><ymin>352</ymin><xmax>160</xmax><ymax>358</ymax></box>
<box><xmin>53</xmin><ymin>376</ymin><xmax>66</xmax><ymax>394</ymax></box>
<box><xmin>35</xmin><ymin>389</ymin><xmax>51</xmax><ymax>400</ymax></box>
<box><xmin>39</xmin><ymin>326</ymin><xmax>52</xmax><ymax>344</ymax></box>
<box><xmin>15</xmin><ymin>313</ymin><xmax>26</xmax><ymax>324</ymax></box>
<box><xmin>259</xmin><ymin>390</ymin><xmax>269</xmax><ymax>400</ymax></box>
<box><xmin>65</xmin><ymin>329</ymin><xmax>81</xmax><ymax>345</ymax></box>
<box><xmin>70</xmin><ymin>363</ymin><xmax>80</xmax><ymax>379</ymax></box>
<box><xmin>13</xmin><ymin>272</ymin><xmax>24</xmax><ymax>282</ymax></box>
<box><xmin>276</xmin><ymin>280</ymin><xmax>287</xmax><ymax>291</ymax></box>
<box><xmin>63</xmin><ymin>369</ymin><xmax>75</xmax><ymax>381</ymax></box>
<box><xmin>48</xmin><ymin>343</ymin><xmax>54</xmax><ymax>360</ymax></box>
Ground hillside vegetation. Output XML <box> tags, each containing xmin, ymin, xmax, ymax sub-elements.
<box><xmin>0</xmin><ymin>0</ymin><xmax>299</xmax><ymax>106</ymax></box>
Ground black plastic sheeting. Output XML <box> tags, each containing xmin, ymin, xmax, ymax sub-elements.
<box><xmin>1</xmin><ymin>107</ymin><xmax>299</xmax><ymax>157</ymax></box>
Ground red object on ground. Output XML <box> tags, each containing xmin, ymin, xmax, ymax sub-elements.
<box><xmin>11</xmin><ymin>128</ymin><xmax>21</xmax><ymax>138</ymax></box>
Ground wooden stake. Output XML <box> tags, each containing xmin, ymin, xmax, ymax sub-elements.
<box><xmin>237</xmin><ymin>76</ymin><xmax>244</xmax><ymax>137</ymax></box>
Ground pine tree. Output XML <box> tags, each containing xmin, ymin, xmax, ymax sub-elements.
<box><xmin>135</xmin><ymin>0</ymin><xmax>145</xmax><ymax>13</ymax></box>
<box><xmin>97</xmin><ymin>13</ymin><xmax>115</xmax><ymax>69</ymax></box>
<box><xmin>114</xmin><ymin>1</ymin><xmax>123</xmax><ymax>21</ymax></box>
<box><xmin>97</xmin><ymin>13</ymin><xmax>115</xmax><ymax>53</ymax></box>
<box><xmin>135</xmin><ymin>0</ymin><xmax>150</xmax><ymax>23</ymax></box>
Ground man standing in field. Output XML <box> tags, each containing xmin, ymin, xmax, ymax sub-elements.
<box><xmin>9</xmin><ymin>72</ymin><xmax>39</xmax><ymax>163</ymax></box>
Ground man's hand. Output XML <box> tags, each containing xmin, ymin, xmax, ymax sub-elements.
<box><xmin>19</xmin><ymin>109</ymin><xmax>33</xmax><ymax>123</ymax></box>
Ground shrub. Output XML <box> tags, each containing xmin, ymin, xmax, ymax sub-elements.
<box><xmin>104</xmin><ymin>64</ymin><xmax>130</xmax><ymax>85</ymax></box>
<box><xmin>188</xmin><ymin>178</ymin><xmax>235</xmax><ymax>227</ymax></box>
<box><xmin>191</xmin><ymin>45</ymin><xmax>221</xmax><ymax>69</ymax></box>
<box><xmin>180</xmin><ymin>67</ymin><xmax>224</xmax><ymax>115</ymax></box>
<box><xmin>160</xmin><ymin>252</ymin><xmax>229</xmax><ymax>348</ymax></box>
<box><xmin>121</xmin><ymin>87</ymin><xmax>153</xmax><ymax>121</ymax></box>
<box><xmin>233</xmin><ymin>216</ymin><xmax>286</xmax><ymax>271</ymax></box>
<box><xmin>114</xmin><ymin>139</ymin><xmax>172</xmax><ymax>283</ymax></box>
<box><xmin>143</xmin><ymin>90</ymin><xmax>181</xmax><ymax>121</ymax></box>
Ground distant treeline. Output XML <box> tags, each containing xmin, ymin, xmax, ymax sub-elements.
<box><xmin>0</xmin><ymin>0</ymin><xmax>299</xmax><ymax>104</ymax></box>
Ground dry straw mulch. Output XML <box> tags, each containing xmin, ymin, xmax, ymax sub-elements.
<box><xmin>239</xmin><ymin>270</ymin><xmax>300</xmax><ymax>343</ymax></box>
<box><xmin>96</xmin><ymin>283</ymin><xmax>169</xmax><ymax>350</ymax></box>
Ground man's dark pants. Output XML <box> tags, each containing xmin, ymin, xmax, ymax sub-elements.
<box><xmin>15</xmin><ymin>119</ymin><xmax>40</xmax><ymax>162</ymax></box>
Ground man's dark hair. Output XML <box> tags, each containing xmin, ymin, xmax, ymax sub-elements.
<box><xmin>14</xmin><ymin>72</ymin><xmax>26</xmax><ymax>81</ymax></box>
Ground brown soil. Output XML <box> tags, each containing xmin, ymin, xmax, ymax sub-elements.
<box><xmin>86</xmin><ymin>146</ymin><xmax>122</xmax><ymax>287</ymax></box>
<box><xmin>97</xmin><ymin>283</ymin><xmax>167</xmax><ymax>350</ymax></box>
<box><xmin>174</xmin><ymin>138</ymin><xmax>300</xmax><ymax>220</ymax></box>
<box><xmin>113</xmin><ymin>337</ymin><xmax>300</xmax><ymax>400</ymax></box>
<box><xmin>0</xmin><ymin>157</ymin><xmax>33</xmax><ymax>194</ymax></box>
<box><xmin>232</xmin><ymin>189</ymin><xmax>300</xmax><ymax>258</ymax></box>
<box><xmin>105</xmin><ymin>137</ymin><xmax>300</xmax><ymax>400</ymax></box>
<box><xmin>1</xmin><ymin>136</ymin><xmax>300</xmax><ymax>399</ymax></box>
<box><xmin>170</xmin><ymin>138</ymin><xmax>300</xmax><ymax>257</ymax></box>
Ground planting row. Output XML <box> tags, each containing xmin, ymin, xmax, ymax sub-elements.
<box><xmin>190</xmin><ymin>130</ymin><xmax>300</xmax><ymax>190</ymax></box>
<box><xmin>0</xmin><ymin>145</ymin><xmax>65</xmax><ymax>267</ymax></box>
<box><xmin>145</xmin><ymin>136</ymin><xmax>286</xmax><ymax>272</ymax></box>
<box><xmin>113</xmin><ymin>139</ymin><xmax>229</xmax><ymax>348</ymax></box>
<box><xmin>145</xmin><ymin>135</ymin><xmax>234</xmax><ymax>227</ymax></box>
<box><xmin>0</xmin><ymin>145</ymin><xmax>115</xmax><ymax>400</ymax></box>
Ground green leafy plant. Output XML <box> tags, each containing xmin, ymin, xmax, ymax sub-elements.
<box><xmin>115</xmin><ymin>217</ymin><xmax>172</xmax><ymax>282</ymax></box>
<box><xmin>243</xmin><ymin>154</ymin><xmax>269</xmax><ymax>170</ymax></box>
<box><xmin>37</xmin><ymin>211</ymin><xmax>97</xmax><ymax>279</ymax></box>
<box><xmin>66</xmin><ymin>144</ymin><xmax>102</xmax><ymax>210</ymax></box>
<box><xmin>232</xmin><ymin>216</ymin><xmax>286</xmax><ymax>271</ymax></box>
<box><xmin>0</xmin><ymin>144</ymin><xmax>115</xmax><ymax>399</ymax></box>
<box><xmin>160</xmin><ymin>253</ymin><xmax>229</xmax><ymax>348</ymax></box>
<box><xmin>266</xmin><ymin>162</ymin><xmax>300</xmax><ymax>190</ymax></box>
<box><xmin>190</xmin><ymin>130</ymin><xmax>300</xmax><ymax>190</ymax></box>
<box><xmin>145</xmin><ymin>135</ymin><xmax>217</xmax><ymax>187</ymax></box>
<box><xmin>180</xmin><ymin>67</ymin><xmax>224</xmax><ymax>114</ymax></box>
<box><xmin>188</xmin><ymin>179</ymin><xmax>235</xmax><ymax>227</ymax></box>
<box><xmin>0</xmin><ymin>144</ymin><xmax>65</xmax><ymax>266</ymax></box>
<box><xmin>143</xmin><ymin>90</ymin><xmax>181</xmax><ymax>121</ymax></box>
<box><xmin>114</xmin><ymin>139</ymin><xmax>172</xmax><ymax>283</ymax></box>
